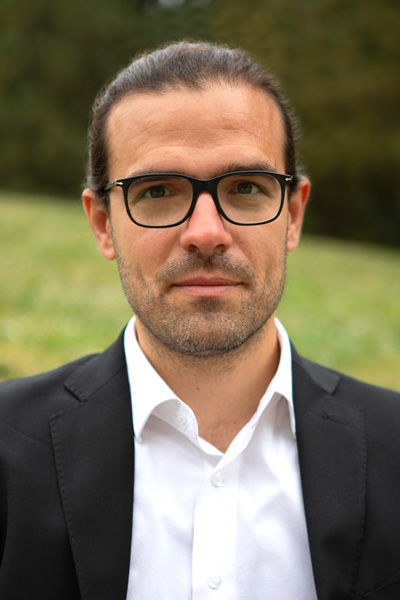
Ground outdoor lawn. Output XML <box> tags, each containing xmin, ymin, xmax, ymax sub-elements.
<box><xmin>1</xmin><ymin>192</ymin><xmax>399</xmax><ymax>392</ymax></box>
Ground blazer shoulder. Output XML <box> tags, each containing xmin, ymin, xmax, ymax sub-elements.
<box><xmin>0</xmin><ymin>329</ymin><xmax>127</xmax><ymax>434</ymax></box>
<box><xmin>292</xmin><ymin>346</ymin><xmax>400</xmax><ymax>413</ymax></box>
<box><xmin>0</xmin><ymin>354</ymin><xmax>98</xmax><ymax>433</ymax></box>
<box><xmin>0</xmin><ymin>353</ymin><xmax>97</xmax><ymax>398</ymax></box>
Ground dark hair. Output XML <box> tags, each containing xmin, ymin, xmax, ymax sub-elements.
<box><xmin>85</xmin><ymin>41</ymin><xmax>300</xmax><ymax>201</ymax></box>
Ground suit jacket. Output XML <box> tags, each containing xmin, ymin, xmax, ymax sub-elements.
<box><xmin>0</xmin><ymin>330</ymin><xmax>400</xmax><ymax>600</ymax></box>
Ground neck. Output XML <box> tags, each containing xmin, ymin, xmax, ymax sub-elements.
<box><xmin>135</xmin><ymin>317</ymin><xmax>280</xmax><ymax>452</ymax></box>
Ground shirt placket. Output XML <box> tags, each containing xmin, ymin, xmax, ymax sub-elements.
<box><xmin>192</xmin><ymin>457</ymin><xmax>239</xmax><ymax>599</ymax></box>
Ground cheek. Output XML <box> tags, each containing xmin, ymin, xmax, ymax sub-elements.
<box><xmin>122</xmin><ymin>228</ymin><xmax>179</xmax><ymax>277</ymax></box>
<box><xmin>237</xmin><ymin>225</ymin><xmax>286</xmax><ymax>272</ymax></box>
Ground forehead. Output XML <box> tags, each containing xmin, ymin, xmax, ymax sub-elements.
<box><xmin>106</xmin><ymin>83</ymin><xmax>286</xmax><ymax>179</ymax></box>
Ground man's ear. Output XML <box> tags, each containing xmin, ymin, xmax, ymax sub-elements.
<box><xmin>82</xmin><ymin>188</ymin><xmax>116</xmax><ymax>260</ymax></box>
<box><xmin>286</xmin><ymin>177</ymin><xmax>311</xmax><ymax>253</ymax></box>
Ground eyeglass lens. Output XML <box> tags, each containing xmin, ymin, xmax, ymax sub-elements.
<box><xmin>126</xmin><ymin>173</ymin><xmax>282</xmax><ymax>226</ymax></box>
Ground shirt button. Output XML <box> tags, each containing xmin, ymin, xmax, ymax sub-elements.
<box><xmin>208</xmin><ymin>575</ymin><xmax>221</xmax><ymax>589</ymax></box>
<box><xmin>212</xmin><ymin>472</ymin><xmax>224</xmax><ymax>487</ymax></box>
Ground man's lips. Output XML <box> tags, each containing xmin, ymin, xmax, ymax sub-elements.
<box><xmin>172</xmin><ymin>276</ymin><xmax>241</xmax><ymax>296</ymax></box>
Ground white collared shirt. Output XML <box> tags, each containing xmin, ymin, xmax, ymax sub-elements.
<box><xmin>125</xmin><ymin>317</ymin><xmax>317</xmax><ymax>600</ymax></box>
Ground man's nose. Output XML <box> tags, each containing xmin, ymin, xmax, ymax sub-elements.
<box><xmin>179</xmin><ymin>192</ymin><xmax>233</xmax><ymax>254</ymax></box>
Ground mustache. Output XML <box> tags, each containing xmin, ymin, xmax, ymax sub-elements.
<box><xmin>156</xmin><ymin>251</ymin><xmax>256</xmax><ymax>284</ymax></box>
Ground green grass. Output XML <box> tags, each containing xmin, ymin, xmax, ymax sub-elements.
<box><xmin>1</xmin><ymin>192</ymin><xmax>399</xmax><ymax>391</ymax></box>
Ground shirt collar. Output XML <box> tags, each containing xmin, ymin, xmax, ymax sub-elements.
<box><xmin>263</xmin><ymin>317</ymin><xmax>296</xmax><ymax>438</ymax></box>
<box><xmin>124</xmin><ymin>316</ymin><xmax>181</xmax><ymax>442</ymax></box>
<box><xmin>124</xmin><ymin>315</ymin><xmax>296</xmax><ymax>443</ymax></box>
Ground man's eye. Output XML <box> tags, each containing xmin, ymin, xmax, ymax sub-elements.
<box><xmin>236</xmin><ymin>182</ymin><xmax>260</xmax><ymax>194</ymax></box>
<box><xmin>143</xmin><ymin>185</ymin><xmax>169</xmax><ymax>199</ymax></box>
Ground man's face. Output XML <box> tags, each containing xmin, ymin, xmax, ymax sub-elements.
<box><xmin>84</xmin><ymin>83</ymin><xmax>309</xmax><ymax>358</ymax></box>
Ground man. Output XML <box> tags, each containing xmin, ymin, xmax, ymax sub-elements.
<box><xmin>1</xmin><ymin>41</ymin><xmax>400</xmax><ymax>600</ymax></box>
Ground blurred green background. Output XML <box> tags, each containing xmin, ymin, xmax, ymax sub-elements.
<box><xmin>1</xmin><ymin>0</ymin><xmax>399</xmax><ymax>387</ymax></box>
<box><xmin>1</xmin><ymin>194</ymin><xmax>399</xmax><ymax>389</ymax></box>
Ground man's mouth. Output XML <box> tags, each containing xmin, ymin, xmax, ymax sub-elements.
<box><xmin>173</xmin><ymin>276</ymin><xmax>241</xmax><ymax>296</ymax></box>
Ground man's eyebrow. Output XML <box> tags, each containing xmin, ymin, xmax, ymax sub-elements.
<box><xmin>125</xmin><ymin>167</ymin><xmax>190</xmax><ymax>179</ymax></box>
<box><xmin>125</xmin><ymin>161</ymin><xmax>279</xmax><ymax>179</ymax></box>
<box><xmin>216</xmin><ymin>162</ymin><xmax>279</xmax><ymax>176</ymax></box>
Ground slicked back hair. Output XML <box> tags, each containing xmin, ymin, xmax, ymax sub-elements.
<box><xmin>85</xmin><ymin>41</ymin><xmax>300</xmax><ymax>201</ymax></box>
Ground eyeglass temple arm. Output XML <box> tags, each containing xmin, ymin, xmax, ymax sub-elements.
<box><xmin>103</xmin><ymin>180</ymin><xmax>124</xmax><ymax>192</ymax></box>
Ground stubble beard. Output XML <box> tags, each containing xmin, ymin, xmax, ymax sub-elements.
<box><xmin>112</xmin><ymin>235</ymin><xmax>286</xmax><ymax>360</ymax></box>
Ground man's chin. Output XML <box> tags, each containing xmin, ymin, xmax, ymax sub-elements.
<box><xmin>145</xmin><ymin>312</ymin><xmax>265</xmax><ymax>359</ymax></box>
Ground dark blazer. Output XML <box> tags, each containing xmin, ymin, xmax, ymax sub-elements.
<box><xmin>0</xmin><ymin>331</ymin><xmax>400</xmax><ymax>600</ymax></box>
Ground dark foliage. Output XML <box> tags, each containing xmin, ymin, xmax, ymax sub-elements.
<box><xmin>1</xmin><ymin>0</ymin><xmax>399</xmax><ymax>245</ymax></box>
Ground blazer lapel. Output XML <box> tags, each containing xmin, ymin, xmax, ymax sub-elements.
<box><xmin>292</xmin><ymin>348</ymin><xmax>367</xmax><ymax>600</ymax></box>
<box><xmin>50</xmin><ymin>332</ymin><xmax>134</xmax><ymax>600</ymax></box>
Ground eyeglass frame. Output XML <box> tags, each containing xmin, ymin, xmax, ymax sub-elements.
<box><xmin>102</xmin><ymin>170</ymin><xmax>294</xmax><ymax>228</ymax></box>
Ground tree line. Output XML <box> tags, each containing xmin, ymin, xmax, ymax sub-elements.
<box><xmin>1</xmin><ymin>0</ymin><xmax>399</xmax><ymax>246</ymax></box>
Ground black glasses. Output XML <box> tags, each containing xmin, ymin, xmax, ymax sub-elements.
<box><xmin>103</xmin><ymin>170</ymin><xmax>294</xmax><ymax>228</ymax></box>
